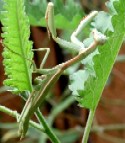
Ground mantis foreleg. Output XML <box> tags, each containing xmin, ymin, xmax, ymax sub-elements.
<box><xmin>45</xmin><ymin>2</ymin><xmax>98</xmax><ymax>51</ymax></box>
<box><xmin>71</xmin><ymin>11</ymin><xmax>98</xmax><ymax>48</ymax></box>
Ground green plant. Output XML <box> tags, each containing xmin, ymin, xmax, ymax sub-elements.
<box><xmin>0</xmin><ymin>0</ymin><xmax>125</xmax><ymax>143</ymax></box>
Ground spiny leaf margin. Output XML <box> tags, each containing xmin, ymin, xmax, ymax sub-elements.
<box><xmin>70</xmin><ymin>0</ymin><xmax>125</xmax><ymax>109</ymax></box>
<box><xmin>1</xmin><ymin>0</ymin><xmax>33</xmax><ymax>92</ymax></box>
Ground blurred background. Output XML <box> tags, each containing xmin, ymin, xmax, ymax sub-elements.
<box><xmin>0</xmin><ymin>0</ymin><xmax>125</xmax><ymax>143</ymax></box>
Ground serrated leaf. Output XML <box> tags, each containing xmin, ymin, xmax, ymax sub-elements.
<box><xmin>106</xmin><ymin>0</ymin><xmax>118</xmax><ymax>15</ymax></box>
<box><xmin>0</xmin><ymin>0</ymin><xmax>83</xmax><ymax>29</ymax></box>
<box><xmin>1</xmin><ymin>0</ymin><xmax>33</xmax><ymax>92</ymax></box>
<box><xmin>92</xmin><ymin>11</ymin><xmax>114</xmax><ymax>33</ymax></box>
<box><xmin>69</xmin><ymin>50</ymin><xmax>98</xmax><ymax>95</ymax></box>
<box><xmin>24</xmin><ymin>0</ymin><xmax>83</xmax><ymax>29</ymax></box>
<box><xmin>69</xmin><ymin>0</ymin><xmax>125</xmax><ymax>109</ymax></box>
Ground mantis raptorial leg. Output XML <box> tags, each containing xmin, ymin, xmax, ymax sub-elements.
<box><xmin>45</xmin><ymin>2</ymin><xmax>105</xmax><ymax>52</ymax></box>
<box><xmin>18</xmin><ymin>2</ymin><xmax>107</xmax><ymax>139</ymax></box>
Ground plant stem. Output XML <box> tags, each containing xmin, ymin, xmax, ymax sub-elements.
<box><xmin>49</xmin><ymin>95</ymin><xmax>75</xmax><ymax>125</ymax></box>
<box><xmin>0</xmin><ymin>105</ymin><xmax>44</xmax><ymax>132</ymax></box>
<box><xmin>35</xmin><ymin>109</ymin><xmax>60</xmax><ymax>143</ymax></box>
<box><xmin>82</xmin><ymin>109</ymin><xmax>95</xmax><ymax>143</ymax></box>
<box><xmin>19</xmin><ymin>92</ymin><xmax>60</xmax><ymax>142</ymax></box>
<box><xmin>98</xmin><ymin>132</ymin><xmax>125</xmax><ymax>143</ymax></box>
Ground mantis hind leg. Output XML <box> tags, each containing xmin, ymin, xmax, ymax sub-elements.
<box><xmin>32</xmin><ymin>48</ymin><xmax>58</xmax><ymax>75</ymax></box>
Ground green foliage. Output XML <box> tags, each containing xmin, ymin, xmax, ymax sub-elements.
<box><xmin>23</xmin><ymin>0</ymin><xmax>83</xmax><ymax>29</ymax></box>
<box><xmin>69</xmin><ymin>0</ymin><xmax>125</xmax><ymax>109</ymax></box>
<box><xmin>1</xmin><ymin>0</ymin><xmax>33</xmax><ymax>92</ymax></box>
<box><xmin>0</xmin><ymin>0</ymin><xmax>4</xmax><ymax>20</ymax></box>
<box><xmin>0</xmin><ymin>0</ymin><xmax>83</xmax><ymax>30</ymax></box>
<box><xmin>0</xmin><ymin>0</ymin><xmax>84</xmax><ymax>42</ymax></box>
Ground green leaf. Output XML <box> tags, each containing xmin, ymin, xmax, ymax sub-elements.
<box><xmin>0</xmin><ymin>0</ymin><xmax>4</xmax><ymax>20</ymax></box>
<box><xmin>1</xmin><ymin>0</ymin><xmax>33</xmax><ymax>92</ymax></box>
<box><xmin>0</xmin><ymin>0</ymin><xmax>83</xmax><ymax>29</ymax></box>
<box><xmin>69</xmin><ymin>0</ymin><xmax>125</xmax><ymax>109</ymax></box>
<box><xmin>92</xmin><ymin>11</ymin><xmax>114</xmax><ymax>33</ymax></box>
<box><xmin>24</xmin><ymin>0</ymin><xmax>83</xmax><ymax>29</ymax></box>
<box><xmin>69</xmin><ymin>50</ymin><xmax>98</xmax><ymax>95</ymax></box>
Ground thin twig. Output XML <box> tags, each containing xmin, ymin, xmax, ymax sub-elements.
<box><xmin>35</xmin><ymin>109</ymin><xmax>60</xmax><ymax>143</ymax></box>
<box><xmin>0</xmin><ymin>105</ymin><xmax>44</xmax><ymax>133</ymax></box>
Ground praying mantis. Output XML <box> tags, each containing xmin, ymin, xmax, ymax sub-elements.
<box><xmin>18</xmin><ymin>2</ymin><xmax>107</xmax><ymax>139</ymax></box>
